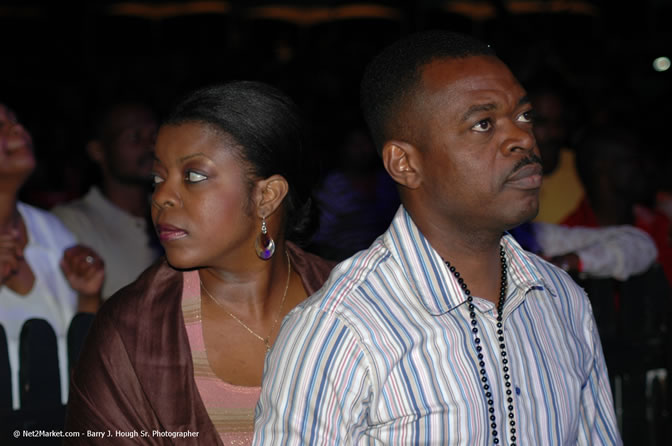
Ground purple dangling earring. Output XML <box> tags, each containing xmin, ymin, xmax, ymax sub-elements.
<box><xmin>255</xmin><ymin>217</ymin><xmax>275</xmax><ymax>260</ymax></box>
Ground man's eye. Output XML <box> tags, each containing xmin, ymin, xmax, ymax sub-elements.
<box><xmin>518</xmin><ymin>110</ymin><xmax>534</xmax><ymax>123</ymax></box>
<box><xmin>186</xmin><ymin>171</ymin><xmax>207</xmax><ymax>183</ymax></box>
<box><xmin>472</xmin><ymin>119</ymin><xmax>491</xmax><ymax>132</ymax></box>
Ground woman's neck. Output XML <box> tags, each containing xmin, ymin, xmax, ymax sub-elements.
<box><xmin>199</xmin><ymin>241</ymin><xmax>291</xmax><ymax>318</ymax></box>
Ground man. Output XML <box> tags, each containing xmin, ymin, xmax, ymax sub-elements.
<box><xmin>52</xmin><ymin>102</ymin><xmax>161</xmax><ymax>299</ymax></box>
<box><xmin>254</xmin><ymin>31</ymin><xmax>621</xmax><ymax>445</ymax></box>
<box><xmin>526</xmin><ymin>77</ymin><xmax>585</xmax><ymax>224</ymax></box>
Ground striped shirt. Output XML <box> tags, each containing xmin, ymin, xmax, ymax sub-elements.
<box><xmin>253</xmin><ymin>206</ymin><xmax>622</xmax><ymax>445</ymax></box>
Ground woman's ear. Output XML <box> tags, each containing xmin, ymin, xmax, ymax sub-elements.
<box><xmin>254</xmin><ymin>175</ymin><xmax>289</xmax><ymax>218</ymax></box>
<box><xmin>382</xmin><ymin>140</ymin><xmax>422</xmax><ymax>189</ymax></box>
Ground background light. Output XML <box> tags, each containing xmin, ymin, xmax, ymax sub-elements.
<box><xmin>653</xmin><ymin>56</ymin><xmax>671</xmax><ymax>72</ymax></box>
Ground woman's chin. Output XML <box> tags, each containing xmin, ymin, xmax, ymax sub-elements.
<box><xmin>164</xmin><ymin>254</ymin><xmax>201</xmax><ymax>272</ymax></box>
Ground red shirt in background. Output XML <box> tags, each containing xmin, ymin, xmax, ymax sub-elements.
<box><xmin>562</xmin><ymin>197</ymin><xmax>672</xmax><ymax>285</ymax></box>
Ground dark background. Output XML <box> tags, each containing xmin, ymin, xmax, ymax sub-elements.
<box><xmin>1</xmin><ymin>0</ymin><xmax>671</xmax><ymax>207</ymax></box>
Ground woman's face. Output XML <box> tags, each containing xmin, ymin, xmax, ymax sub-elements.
<box><xmin>150</xmin><ymin>122</ymin><xmax>259</xmax><ymax>270</ymax></box>
<box><xmin>0</xmin><ymin>105</ymin><xmax>35</xmax><ymax>184</ymax></box>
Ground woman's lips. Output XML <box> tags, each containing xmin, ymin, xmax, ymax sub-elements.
<box><xmin>505</xmin><ymin>163</ymin><xmax>543</xmax><ymax>189</ymax></box>
<box><xmin>155</xmin><ymin>224</ymin><xmax>188</xmax><ymax>241</ymax></box>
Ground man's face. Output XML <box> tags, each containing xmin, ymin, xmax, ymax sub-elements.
<box><xmin>409</xmin><ymin>56</ymin><xmax>541</xmax><ymax>233</ymax></box>
<box><xmin>103</xmin><ymin>105</ymin><xmax>158</xmax><ymax>185</ymax></box>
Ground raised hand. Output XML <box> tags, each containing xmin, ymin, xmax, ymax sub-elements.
<box><xmin>0</xmin><ymin>228</ymin><xmax>22</xmax><ymax>285</ymax></box>
<box><xmin>0</xmin><ymin>224</ymin><xmax>35</xmax><ymax>295</ymax></box>
<box><xmin>60</xmin><ymin>245</ymin><xmax>105</xmax><ymax>312</ymax></box>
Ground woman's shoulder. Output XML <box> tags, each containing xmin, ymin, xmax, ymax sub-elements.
<box><xmin>98</xmin><ymin>258</ymin><xmax>184</xmax><ymax>325</ymax></box>
<box><xmin>287</xmin><ymin>242</ymin><xmax>337</xmax><ymax>296</ymax></box>
<box><xmin>18</xmin><ymin>201</ymin><xmax>76</xmax><ymax>250</ymax></box>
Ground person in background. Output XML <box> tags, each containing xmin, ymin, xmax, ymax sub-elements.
<box><xmin>0</xmin><ymin>102</ymin><xmax>104</xmax><ymax>410</ymax></box>
<box><xmin>254</xmin><ymin>30</ymin><xmax>620</xmax><ymax>445</ymax></box>
<box><xmin>656</xmin><ymin>149</ymin><xmax>672</xmax><ymax>222</ymax></box>
<box><xmin>559</xmin><ymin>127</ymin><xmax>672</xmax><ymax>444</ymax></box>
<box><xmin>510</xmin><ymin>220</ymin><xmax>657</xmax><ymax>280</ymax></box>
<box><xmin>51</xmin><ymin>101</ymin><xmax>162</xmax><ymax>299</ymax></box>
<box><xmin>65</xmin><ymin>82</ymin><xmax>333</xmax><ymax>445</ymax></box>
<box><xmin>563</xmin><ymin>127</ymin><xmax>672</xmax><ymax>286</ymax></box>
<box><xmin>525</xmin><ymin>75</ymin><xmax>585</xmax><ymax>224</ymax></box>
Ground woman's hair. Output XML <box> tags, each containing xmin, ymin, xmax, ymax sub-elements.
<box><xmin>163</xmin><ymin>81</ymin><xmax>317</xmax><ymax>243</ymax></box>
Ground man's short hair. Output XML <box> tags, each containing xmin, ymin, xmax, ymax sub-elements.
<box><xmin>360</xmin><ymin>30</ymin><xmax>495</xmax><ymax>153</ymax></box>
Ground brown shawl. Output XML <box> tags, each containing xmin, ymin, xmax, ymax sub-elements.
<box><xmin>65</xmin><ymin>244</ymin><xmax>334</xmax><ymax>445</ymax></box>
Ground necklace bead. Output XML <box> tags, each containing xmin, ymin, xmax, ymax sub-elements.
<box><xmin>444</xmin><ymin>245</ymin><xmax>516</xmax><ymax>446</ymax></box>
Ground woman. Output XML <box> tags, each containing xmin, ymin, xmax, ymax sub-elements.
<box><xmin>66</xmin><ymin>82</ymin><xmax>334</xmax><ymax>444</ymax></box>
<box><xmin>0</xmin><ymin>103</ymin><xmax>104</xmax><ymax>410</ymax></box>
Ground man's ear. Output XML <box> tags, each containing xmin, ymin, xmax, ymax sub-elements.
<box><xmin>86</xmin><ymin>140</ymin><xmax>105</xmax><ymax>167</ymax></box>
<box><xmin>254</xmin><ymin>175</ymin><xmax>289</xmax><ymax>218</ymax></box>
<box><xmin>382</xmin><ymin>140</ymin><xmax>422</xmax><ymax>189</ymax></box>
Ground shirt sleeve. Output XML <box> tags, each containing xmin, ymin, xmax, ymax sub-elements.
<box><xmin>253</xmin><ymin>306</ymin><xmax>372</xmax><ymax>445</ymax></box>
<box><xmin>534</xmin><ymin>223</ymin><xmax>657</xmax><ymax>280</ymax></box>
<box><xmin>576</xmin><ymin>311</ymin><xmax>623</xmax><ymax>445</ymax></box>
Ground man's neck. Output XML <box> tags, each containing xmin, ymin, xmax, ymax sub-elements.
<box><xmin>101</xmin><ymin>180</ymin><xmax>149</xmax><ymax>218</ymax></box>
<box><xmin>404</xmin><ymin>204</ymin><xmax>505</xmax><ymax>304</ymax></box>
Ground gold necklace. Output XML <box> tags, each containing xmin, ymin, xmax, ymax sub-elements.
<box><xmin>200</xmin><ymin>250</ymin><xmax>291</xmax><ymax>353</ymax></box>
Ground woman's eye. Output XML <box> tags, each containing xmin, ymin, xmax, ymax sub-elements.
<box><xmin>185</xmin><ymin>171</ymin><xmax>207</xmax><ymax>183</ymax></box>
<box><xmin>472</xmin><ymin>119</ymin><xmax>491</xmax><ymax>132</ymax></box>
<box><xmin>151</xmin><ymin>174</ymin><xmax>164</xmax><ymax>185</ymax></box>
<box><xmin>518</xmin><ymin>110</ymin><xmax>534</xmax><ymax>123</ymax></box>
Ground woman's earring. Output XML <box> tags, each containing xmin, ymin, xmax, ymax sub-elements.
<box><xmin>255</xmin><ymin>217</ymin><xmax>275</xmax><ymax>260</ymax></box>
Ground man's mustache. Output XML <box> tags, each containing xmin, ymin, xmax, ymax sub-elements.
<box><xmin>511</xmin><ymin>153</ymin><xmax>543</xmax><ymax>175</ymax></box>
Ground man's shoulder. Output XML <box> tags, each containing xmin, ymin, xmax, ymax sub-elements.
<box><xmin>51</xmin><ymin>189</ymin><xmax>117</xmax><ymax>240</ymax></box>
<box><xmin>51</xmin><ymin>192</ymin><xmax>97</xmax><ymax>222</ymax></box>
<box><xmin>298</xmin><ymin>238</ymin><xmax>394</xmax><ymax>318</ymax></box>
<box><xmin>519</xmin><ymin>248</ymin><xmax>588</xmax><ymax>301</ymax></box>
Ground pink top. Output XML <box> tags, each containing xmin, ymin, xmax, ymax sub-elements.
<box><xmin>181</xmin><ymin>270</ymin><xmax>261</xmax><ymax>446</ymax></box>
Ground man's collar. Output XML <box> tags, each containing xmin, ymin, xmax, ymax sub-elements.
<box><xmin>383</xmin><ymin>206</ymin><xmax>553</xmax><ymax>316</ymax></box>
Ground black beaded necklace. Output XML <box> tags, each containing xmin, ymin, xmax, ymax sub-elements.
<box><xmin>444</xmin><ymin>246</ymin><xmax>517</xmax><ymax>446</ymax></box>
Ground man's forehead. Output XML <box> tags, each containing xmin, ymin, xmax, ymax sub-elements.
<box><xmin>416</xmin><ymin>56</ymin><xmax>526</xmax><ymax>114</ymax></box>
<box><xmin>420</xmin><ymin>55</ymin><xmax>518</xmax><ymax>92</ymax></box>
